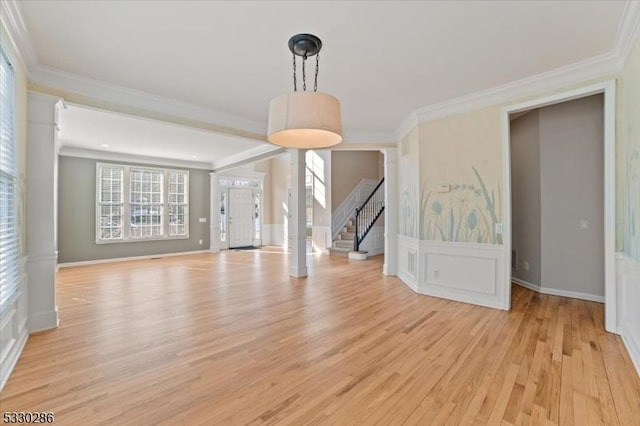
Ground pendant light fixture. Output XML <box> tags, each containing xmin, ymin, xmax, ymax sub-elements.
<box><xmin>267</xmin><ymin>34</ymin><xmax>342</xmax><ymax>149</ymax></box>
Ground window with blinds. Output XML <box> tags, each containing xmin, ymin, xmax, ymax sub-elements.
<box><xmin>98</xmin><ymin>166</ymin><xmax>124</xmax><ymax>240</ymax></box>
<box><xmin>130</xmin><ymin>168</ymin><xmax>163</xmax><ymax>238</ymax></box>
<box><xmin>168</xmin><ymin>171</ymin><xmax>188</xmax><ymax>236</ymax></box>
<box><xmin>0</xmin><ymin>48</ymin><xmax>19</xmax><ymax>313</ymax></box>
<box><xmin>96</xmin><ymin>163</ymin><xmax>189</xmax><ymax>243</ymax></box>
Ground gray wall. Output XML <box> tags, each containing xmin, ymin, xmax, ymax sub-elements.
<box><xmin>511</xmin><ymin>110</ymin><xmax>541</xmax><ymax>285</ymax></box>
<box><xmin>58</xmin><ymin>156</ymin><xmax>210</xmax><ymax>263</ymax></box>
<box><xmin>540</xmin><ymin>94</ymin><xmax>604</xmax><ymax>296</ymax></box>
<box><xmin>510</xmin><ymin>94</ymin><xmax>604</xmax><ymax>296</ymax></box>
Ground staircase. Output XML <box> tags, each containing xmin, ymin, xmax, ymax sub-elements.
<box><xmin>330</xmin><ymin>178</ymin><xmax>385</xmax><ymax>259</ymax></box>
<box><xmin>329</xmin><ymin>219</ymin><xmax>357</xmax><ymax>257</ymax></box>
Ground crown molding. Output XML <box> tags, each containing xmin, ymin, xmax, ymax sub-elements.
<box><xmin>58</xmin><ymin>146</ymin><xmax>213</xmax><ymax>170</ymax></box>
<box><xmin>414</xmin><ymin>51</ymin><xmax>619</xmax><ymax>125</ymax></box>
<box><xmin>211</xmin><ymin>144</ymin><xmax>284</xmax><ymax>171</ymax></box>
<box><xmin>0</xmin><ymin>0</ymin><xmax>38</xmax><ymax>71</ymax></box>
<box><xmin>2</xmin><ymin>0</ymin><xmax>269</xmax><ymax>139</ymax></box>
<box><xmin>394</xmin><ymin>112</ymin><xmax>418</xmax><ymax>142</ymax></box>
<box><xmin>31</xmin><ymin>65</ymin><xmax>268</xmax><ymax>136</ymax></box>
<box><xmin>614</xmin><ymin>0</ymin><xmax>640</xmax><ymax>67</ymax></box>
<box><xmin>393</xmin><ymin>0</ymin><xmax>640</xmax><ymax>141</ymax></box>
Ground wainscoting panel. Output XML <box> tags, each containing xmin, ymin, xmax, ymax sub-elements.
<box><xmin>360</xmin><ymin>226</ymin><xmax>385</xmax><ymax>256</ymax></box>
<box><xmin>0</xmin><ymin>257</ymin><xmax>29</xmax><ymax>391</ymax></box>
<box><xmin>397</xmin><ymin>235</ymin><xmax>418</xmax><ymax>291</ymax></box>
<box><xmin>396</xmin><ymin>238</ymin><xmax>508</xmax><ymax>310</ymax></box>
<box><xmin>420</xmin><ymin>241</ymin><xmax>507</xmax><ymax>310</ymax></box>
<box><xmin>617</xmin><ymin>253</ymin><xmax>640</xmax><ymax>376</ymax></box>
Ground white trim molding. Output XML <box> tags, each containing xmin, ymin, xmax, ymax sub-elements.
<box><xmin>212</xmin><ymin>145</ymin><xmax>285</xmax><ymax>172</ymax></box>
<box><xmin>394</xmin><ymin>3</ymin><xmax>640</xmax><ymax>141</ymax></box>
<box><xmin>0</xmin><ymin>0</ymin><xmax>38</xmax><ymax>71</ymax></box>
<box><xmin>0</xmin><ymin>256</ymin><xmax>29</xmax><ymax>391</ymax></box>
<box><xmin>501</xmin><ymin>80</ymin><xmax>617</xmax><ymax>332</ymax></box>
<box><xmin>30</xmin><ymin>64</ymin><xmax>268</xmax><ymax>136</ymax></box>
<box><xmin>57</xmin><ymin>249</ymin><xmax>210</xmax><ymax>268</ymax></box>
<box><xmin>396</xmin><ymin>238</ymin><xmax>508</xmax><ymax>310</ymax></box>
<box><xmin>614</xmin><ymin>1</ymin><xmax>640</xmax><ymax>67</ymax></box>
<box><xmin>59</xmin><ymin>147</ymin><xmax>212</xmax><ymax>170</ymax></box>
<box><xmin>512</xmin><ymin>278</ymin><xmax>605</xmax><ymax>303</ymax></box>
<box><xmin>616</xmin><ymin>253</ymin><xmax>640</xmax><ymax>376</ymax></box>
<box><xmin>420</xmin><ymin>241</ymin><xmax>508</xmax><ymax>310</ymax></box>
<box><xmin>397</xmin><ymin>235</ymin><xmax>419</xmax><ymax>292</ymax></box>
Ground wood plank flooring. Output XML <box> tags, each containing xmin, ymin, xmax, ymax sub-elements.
<box><xmin>1</xmin><ymin>249</ymin><xmax>639</xmax><ymax>425</ymax></box>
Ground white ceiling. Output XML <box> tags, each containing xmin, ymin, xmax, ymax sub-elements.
<box><xmin>57</xmin><ymin>104</ymin><xmax>268</xmax><ymax>169</ymax></box>
<box><xmin>17</xmin><ymin>1</ymin><xmax>631</xmax><ymax>155</ymax></box>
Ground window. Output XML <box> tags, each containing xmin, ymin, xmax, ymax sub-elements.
<box><xmin>0</xmin><ymin>48</ymin><xmax>19</xmax><ymax>313</ymax></box>
<box><xmin>96</xmin><ymin>163</ymin><xmax>189</xmax><ymax>243</ymax></box>
<box><xmin>97</xmin><ymin>166</ymin><xmax>123</xmax><ymax>240</ymax></box>
<box><xmin>220</xmin><ymin>191</ymin><xmax>227</xmax><ymax>242</ymax></box>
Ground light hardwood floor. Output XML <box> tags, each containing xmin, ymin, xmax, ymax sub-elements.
<box><xmin>1</xmin><ymin>249</ymin><xmax>639</xmax><ymax>425</ymax></box>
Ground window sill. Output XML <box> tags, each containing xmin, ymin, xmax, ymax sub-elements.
<box><xmin>95</xmin><ymin>235</ymin><xmax>190</xmax><ymax>245</ymax></box>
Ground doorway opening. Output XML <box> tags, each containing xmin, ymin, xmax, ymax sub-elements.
<box><xmin>219</xmin><ymin>176</ymin><xmax>263</xmax><ymax>249</ymax></box>
<box><xmin>502</xmin><ymin>81</ymin><xmax>616</xmax><ymax>332</ymax></box>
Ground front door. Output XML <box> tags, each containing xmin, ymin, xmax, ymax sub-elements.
<box><xmin>228</xmin><ymin>188</ymin><xmax>254</xmax><ymax>248</ymax></box>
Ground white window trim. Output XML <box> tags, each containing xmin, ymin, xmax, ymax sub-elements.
<box><xmin>95</xmin><ymin>163</ymin><xmax>190</xmax><ymax>244</ymax></box>
<box><xmin>0</xmin><ymin>47</ymin><xmax>20</xmax><ymax>315</ymax></box>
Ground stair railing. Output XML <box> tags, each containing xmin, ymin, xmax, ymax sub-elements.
<box><xmin>354</xmin><ymin>178</ymin><xmax>385</xmax><ymax>252</ymax></box>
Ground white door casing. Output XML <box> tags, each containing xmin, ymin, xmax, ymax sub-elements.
<box><xmin>501</xmin><ymin>80</ymin><xmax>617</xmax><ymax>332</ymax></box>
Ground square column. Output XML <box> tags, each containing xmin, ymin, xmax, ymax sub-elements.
<box><xmin>26</xmin><ymin>92</ymin><xmax>63</xmax><ymax>332</ymax></box>
<box><xmin>209</xmin><ymin>172</ymin><xmax>220</xmax><ymax>253</ymax></box>
<box><xmin>382</xmin><ymin>148</ymin><xmax>398</xmax><ymax>276</ymax></box>
<box><xmin>288</xmin><ymin>149</ymin><xmax>307</xmax><ymax>277</ymax></box>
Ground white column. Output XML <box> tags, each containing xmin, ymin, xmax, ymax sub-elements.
<box><xmin>288</xmin><ymin>149</ymin><xmax>307</xmax><ymax>277</ymax></box>
<box><xmin>382</xmin><ymin>148</ymin><xmax>398</xmax><ymax>276</ymax></box>
<box><xmin>209</xmin><ymin>172</ymin><xmax>220</xmax><ymax>252</ymax></box>
<box><xmin>26</xmin><ymin>92</ymin><xmax>62</xmax><ymax>332</ymax></box>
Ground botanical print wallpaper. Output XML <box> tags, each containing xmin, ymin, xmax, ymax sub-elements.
<box><xmin>420</xmin><ymin>166</ymin><xmax>503</xmax><ymax>244</ymax></box>
<box><xmin>418</xmin><ymin>106</ymin><xmax>504</xmax><ymax>245</ymax></box>
<box><xmin>626</xmin><ymin>147</ymin><xmax>639</xmax><ymax>260</ymax></box>
<box><xmin>399</xmin><ymin>128</ymin><xmax>419</xmax><ymax>238</ymax></box>
<box><xmin>621</xmin><ymin>37</ymin><xmax>640</xmax><ymax>262</ymax></box>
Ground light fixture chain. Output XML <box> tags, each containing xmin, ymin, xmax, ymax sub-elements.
<box><xmin>292</xmin><ymin>53</ymin><xmax>297</xmax><ymax>91</ymax></box>
<box><xmin>314</xmin><ymin>53</ymin><xmax>319</xmax><ymax>92</ymax></box>
<box><xmin>302</xmin><ymin>55</ymin><xmax>307</xmax><ymax>91</ymax></box>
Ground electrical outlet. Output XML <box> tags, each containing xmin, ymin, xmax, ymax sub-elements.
<box><xmin>524</xmin><ymin>261</ymin><xmax>530</xmax><ymax>272</ymax></box>
<box><xmin>199</xmin><ymin>217</ymin><xmax>207</xmax><ymax>223</ymax></box>
<box><xmin>198</xmin><ymin>239</ymin><xmax>203</xmax><ymax>245</ymax></box>
<box><xmin>579</xmin><ymin>220</ymin><xmax>588</xmax><ymax>230</ymax></box>
<box><xmin>495</xmin><ymin>223</ymin><xmax>503</xmax><ymax>234</ymax></box>
<box><xmin>434</xmin><ymin>269</ymin><xmax>440</xmax><ymax>278</ymax></box>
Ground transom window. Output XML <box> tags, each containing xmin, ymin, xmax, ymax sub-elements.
<box><xmin>96</xmin><ymin>163</ymin><xmax>189</xmax><ymax>243</ymax></box>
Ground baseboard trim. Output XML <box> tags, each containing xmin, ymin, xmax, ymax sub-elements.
<box><xmin>620</xmin><ymin>324</ymin><xmax>640</xmax><ymax>377</ymax></box>
<box><xmin>512</xmin><ymin>278</ymin><xmax>605</xmax><ymax>303</ymax></box>
<box><xmin>28</xmin><ymin>308</ymin><xmax>59</xmax><ymax>333</ymax></box>
<box><xmin>58</xmin><ymin>250</ymin><xmax>211</xmax><ymax>268</ymax></box>
<box><xmin>0</xmin><ymin>328</ymin><xmax>28</xmax><ymax>391</ymax></box>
